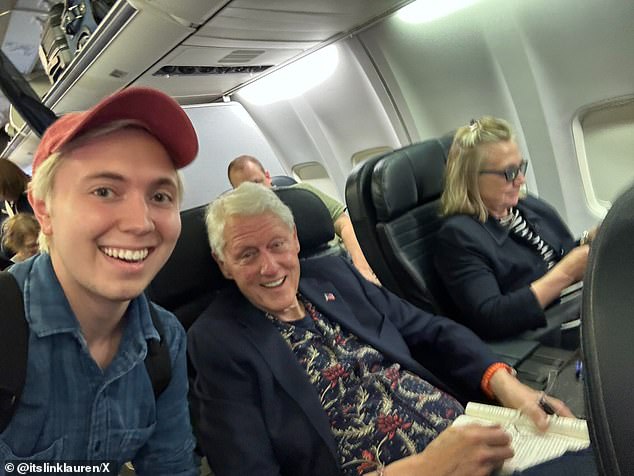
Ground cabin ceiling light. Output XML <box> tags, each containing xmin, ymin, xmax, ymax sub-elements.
<box><xmin>239</xmin><ymin>45</ymin><xmax>339</xmax><ymax>106</ymax></box>
<box><xmin>397</xmin><ymin>0</ymin><xmax>478</xmax><ymax>23</ymax></box>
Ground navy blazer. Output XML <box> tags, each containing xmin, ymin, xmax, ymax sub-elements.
<box><xmin>434</xmin><ymin>195</ymin><xmax>576</xmax><ymax>340</ymax></box>
<box><xmin>188</xmin><ymin>256</ymin><xmax>498</xmax><ymax>476</ymax></box>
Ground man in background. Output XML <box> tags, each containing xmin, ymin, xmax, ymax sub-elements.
<box><xmin>228</xmin><ymin>154</ymin><xmax>379</xmax><ymax>285</ymax></box>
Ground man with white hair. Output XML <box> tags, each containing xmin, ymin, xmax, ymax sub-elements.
<box><xmin>189</xmin><ymin>183</ymin><xmax>596</xmax><ymax>476</ymax></box>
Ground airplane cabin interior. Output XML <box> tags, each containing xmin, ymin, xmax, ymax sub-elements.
<box><xmin>1</xmin><ymin>0</ymin><xmax>633</xmax><ymax>473</ymax></box>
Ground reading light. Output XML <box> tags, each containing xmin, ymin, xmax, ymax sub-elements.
<box><xmin>239</xmin><ymin>45</ymin><xmax>339</xmax><ymax>106</ymax></box>
<box><xmin>397</xmin><ymin>0</ymin><xmax>479</xmax><ymax>23</ymax></box>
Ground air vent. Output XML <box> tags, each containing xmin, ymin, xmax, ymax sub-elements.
<box><xmin>153</xmin><ymin>65</ymin><xmax>272</xmax><ymax>77</ymax></box>
<box><xmin>218</xmin><ymin>49</ymin><xmax>266</xmax><ymax>64</ymax></box>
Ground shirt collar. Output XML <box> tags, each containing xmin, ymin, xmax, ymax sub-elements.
<box><xmin>23</xmin><ymin>254</ymin><xmax>159</xmax><ymax>343</ymax></box>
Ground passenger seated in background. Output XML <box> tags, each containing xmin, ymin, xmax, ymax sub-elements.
<box><xmin>0</xmin><ymin>157</ymin><xmax>33</xmax><ymax>260</ymax></box>
<box><xmin>189</xmin><ymin>182</ymin><xmax>596</xmax><ymax>476</ymax></box>
<box><xmin>0</xmin><ymin>157</ymin><xmax>32</xmax><ymax>219</ymax></box>
<box><xmin>227</xmin><ymin>154</ymin><xmax>380</xmax><ymax>285</ymax></box>
<box><xmin>1</xmin><ymin>212</ymin><xmax>40</xmax><ymax>263</ymax></box>
<box><xmin>435</xmin><ymin>117</ymin><xmax>596</xmax><ymax>340</ymax></box>
<box><xmin>1</xmin><ymin>87</ymin><xmax>198</xmax><ymax>475</ymax></box>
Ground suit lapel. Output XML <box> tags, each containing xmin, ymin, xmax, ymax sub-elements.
<box><xmin>298</xmin><ymin>276</ymin><xmax>452</xmax><ymax>393</ymax></box>
<box><xmin>233</xmin><ymin>295</ymin><xmax>339</xmax><ymax>461</ymax></box>
<box><xmin>299</xmin><ymin>277</ymin><xmax>384</xmax><ymax>343</ymax></box>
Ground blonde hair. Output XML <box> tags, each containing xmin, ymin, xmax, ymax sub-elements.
<box><xmin>30</xmin><ymin>120</ymin><xmax>184</xmax><ymax>253</ymax></box>
<box><xmin>440</xmin><ymin>116</ymin><xmax>515</xmax><ymax>222</ymax></box>
<box><xmin>1</xmin><ymin>213</ymin><xmax>40</xmax><ymax>257</ymax></box>
<box><xmin>206</xmin><ymin>182</ymin><xmax>294</xmax><ymax>260</ymax></box>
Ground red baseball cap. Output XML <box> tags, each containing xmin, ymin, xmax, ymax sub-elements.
<box><xmin>32</xmin><ymin>87</ymin><xmax>198</xmax><ymax>173</ymax></box>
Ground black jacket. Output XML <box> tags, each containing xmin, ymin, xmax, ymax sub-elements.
<box><xmin>435</xmin><ymin>195</ymin><xmax>576</xmax><ymax>339</ymax></box>
<box><xmin>188</xmin><ymin>256</ymin><xmax>498</xmax><ymax>476</ymax></box>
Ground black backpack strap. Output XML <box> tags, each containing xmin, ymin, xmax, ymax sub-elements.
<box><xmin>0</xmin><ymin>271</ymin><xmax>29</xmax><ymax>432</ymax></box>
<box><xmin>144</xmin><ymin>302</ymin><xmax>172</xmax><ymax>398</ymax></box>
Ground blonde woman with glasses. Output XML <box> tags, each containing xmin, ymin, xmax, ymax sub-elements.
<box><xmin>434</xmin><ymin>117</ymin><xmax>594</xmax><ymax>340</ymax></box>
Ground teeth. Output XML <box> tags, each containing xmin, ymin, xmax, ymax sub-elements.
<box><xmin>261</xmin><ymin>278</ymin><xmax>284</xmax><ymax>288</ymax></box>
<box><xmin>102</xmin><ymin>247</ymin><xmax>149</xmax><ymax>262</ymax></box>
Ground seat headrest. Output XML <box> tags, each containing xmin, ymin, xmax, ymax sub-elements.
<box><xmin>371</xmin><ymin>139</ymin><xmax>448</xmax><ymax>221</ymax></box>
<box><xmin>271</xmin><ymin>175</ymin><xmax>298</xmax><ymax>187</ymax></box>
<box><xmin>147</xmin><ymin>204</ymin><xmax>225</xmax><ymax>327</ymax></box>
<box><xmin>274</xmin><ymin>186</ymin><xmax>335</xmax><ymax>258</ymax></box>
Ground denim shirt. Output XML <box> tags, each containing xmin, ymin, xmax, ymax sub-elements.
<box><xmin>1</xmin><ymin>255</ymin><xmax>197</xmax><ymax>475</ymax></box>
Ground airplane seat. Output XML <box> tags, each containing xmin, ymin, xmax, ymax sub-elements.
<box><xmin>147</xmin><ymin>204</ymin><xmax>227</xmax><ymax>332</ymax></box>
<box><xmin>274</xmin><ymin>185</ymin><xmax>344</xmax><ymax>260</ymax></box>
<box><xmin>271</xmin><ymin>175</ymin><xmax>298</xmax><ymax>187</ymax></box>
<box><xmin>369</xmin><ymin>139</ymin><xmax>454</xmax><ymax>314</ymax></box>
<box><xmin>581</xmin><ymin>183</ymin><xmax>634</xmax><ymax>475</ymax></box>
<box><xmin>345</xmin><ymin>152</ymin><xmax>407</xmax><ymax>296</ymax></box>
<box><xmin>0</xmin><ymin>255</ymin><xmax>12</xmax><ymax>271</ymax></box>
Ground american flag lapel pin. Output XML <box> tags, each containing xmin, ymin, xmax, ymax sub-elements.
<box><xmin>324</xmin><ymin>292</ymin><xmax>336</xmax><ymax>302</ymax></box>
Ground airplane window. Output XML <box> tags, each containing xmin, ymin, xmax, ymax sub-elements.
<box><xmin>574</xmin><ymin>97</ymin><xmax>634</xmax><ymax>214</ymax></box>
<box><xmin>350</xmin><ymin>146</ymin><xmax>393</xmax><ymax>167</ymax></box>
<box><xmin>292</xmin><ymin>162</ymin><xmax>340</xmax><ymax>200</ymax></box>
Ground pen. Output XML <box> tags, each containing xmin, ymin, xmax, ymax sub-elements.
<box><xmin>575</xmin><ymin>360</ymin><xmax>583</xmax><ymax>380</ymax></box>
<box><xmin>538</xmin><ymin>393</ymin><xmax>556</xmax><ymax>415</ymax></box>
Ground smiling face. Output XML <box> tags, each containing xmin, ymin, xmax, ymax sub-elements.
<box><xmin>477</xmin><ymin>140</ymin><xmax>526</xmax><ymax>218</ymax></box>
<box><xmin>31</xmin><ymin>127</ymin><xmax>181</xmax><ymax>314</ymax></box>
<box><xmin>216</xmin><ymin>212</ymin><xmax>303</xmax><ymax>321</ymax></box>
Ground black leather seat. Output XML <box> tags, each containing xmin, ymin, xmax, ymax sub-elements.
<box><xmin>346</xmin><ymin>136</ymin><xmax>580</xmax><ymax>351</ymax></box>
<box><xmin>271</xmin><ymin>175</ymin><xmax>298</xmax><ymax>187</ymax></box>
<box><xmin>147</xmin><ymin>204</ymin><xmax>226</xmax><ymax>332</ymax></box>
<box><xmin>582</xmin><ymin>183</ymin><xmax>634</xmax><ymax>475</ymax></box>
<box><xmin>275</xmin><ymin>185</ymin><xmax>342</xmax><ymax>260</ymax></box>
<box><xmin>346</xmin><ymin>152</ymin><xmax>406</xmax><ymax>297</ymax></box>
<box><xmin>345</xmin><ymin>138</ymin><xmax>452</xmax><ymax>313</ymax></box>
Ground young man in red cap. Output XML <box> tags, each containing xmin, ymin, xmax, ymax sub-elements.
<box><xmin>2</xmin><ymin>87</ymin><xmax>198</xmax><ymax>475</ymax></box>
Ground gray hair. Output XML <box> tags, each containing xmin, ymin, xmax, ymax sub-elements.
<box><xmin>206</xmin><ymin>182</ymin><xmax>295</xmax><ymax>260</ymax></box>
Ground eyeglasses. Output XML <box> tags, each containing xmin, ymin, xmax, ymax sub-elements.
<box><xmin>479</xmin><ymin>160</ymin><xmax>528</xmax><ymax>182</ymax></box>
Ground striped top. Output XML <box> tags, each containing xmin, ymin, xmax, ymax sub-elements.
<box><xmin>502</xmin><ymin>207</ymin><xmax>558</xmax><ymax>269</ymax></box>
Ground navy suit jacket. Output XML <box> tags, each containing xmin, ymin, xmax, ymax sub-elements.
<box><xmin>435</xmin><ymin>195</ymin><xmax>576</xmax><ymax>340</ymax></box>
<box><xmin>188</xmin><ymin>256</ymin><xmax>498</xmax><ymax>476</ymax></box>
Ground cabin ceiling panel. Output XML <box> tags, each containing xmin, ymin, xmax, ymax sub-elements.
<box><xmin>134</xmin><ymin>44</ymin><xmax>306</xmax><ymax>99</ymax></box>
<box><xmin>194</xmin><ymin>0</ymin><xmax>411</xmax><ymax>43</ymax></box>
<box><xmin>2</xmin><ymin>0</ymin><xmax>412</xmax><ymax>158</ymax></box>
<box><xmin>139</xmin><ymin>0</ymin><xmax>230</xmax><ymax>25</ymax></box>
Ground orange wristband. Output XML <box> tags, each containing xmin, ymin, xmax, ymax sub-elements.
<box><xmin>481</xmin><ymin>362</ymin><xmax>516</xmax><ymax>400</ymax></box>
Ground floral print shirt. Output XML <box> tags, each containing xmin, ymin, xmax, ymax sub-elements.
<box><xmin>268</xmin><ymin>296</ymin><xmax>464</xmax><ymax>475</ymax></box>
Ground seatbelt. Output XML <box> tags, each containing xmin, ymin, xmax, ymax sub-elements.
<box><xmin>0</xmin><ymin>271</ymin><xmax>171</xmax><ymax>432</ymax></box>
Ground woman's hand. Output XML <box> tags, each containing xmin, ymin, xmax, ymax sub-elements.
<box><xmin>531</xmin><ymin>244</ymin><xmax>589</xmax><ymax>308</ymax></box>
<box><xmin>488</xmin><ymin>367</ymin><xmax>574</xmax><ymax>431</ymax></box>
<box><xmin>555</xmin><ymin>245</ymin><xmax>590</xmax><ymax>283</ymax></box>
